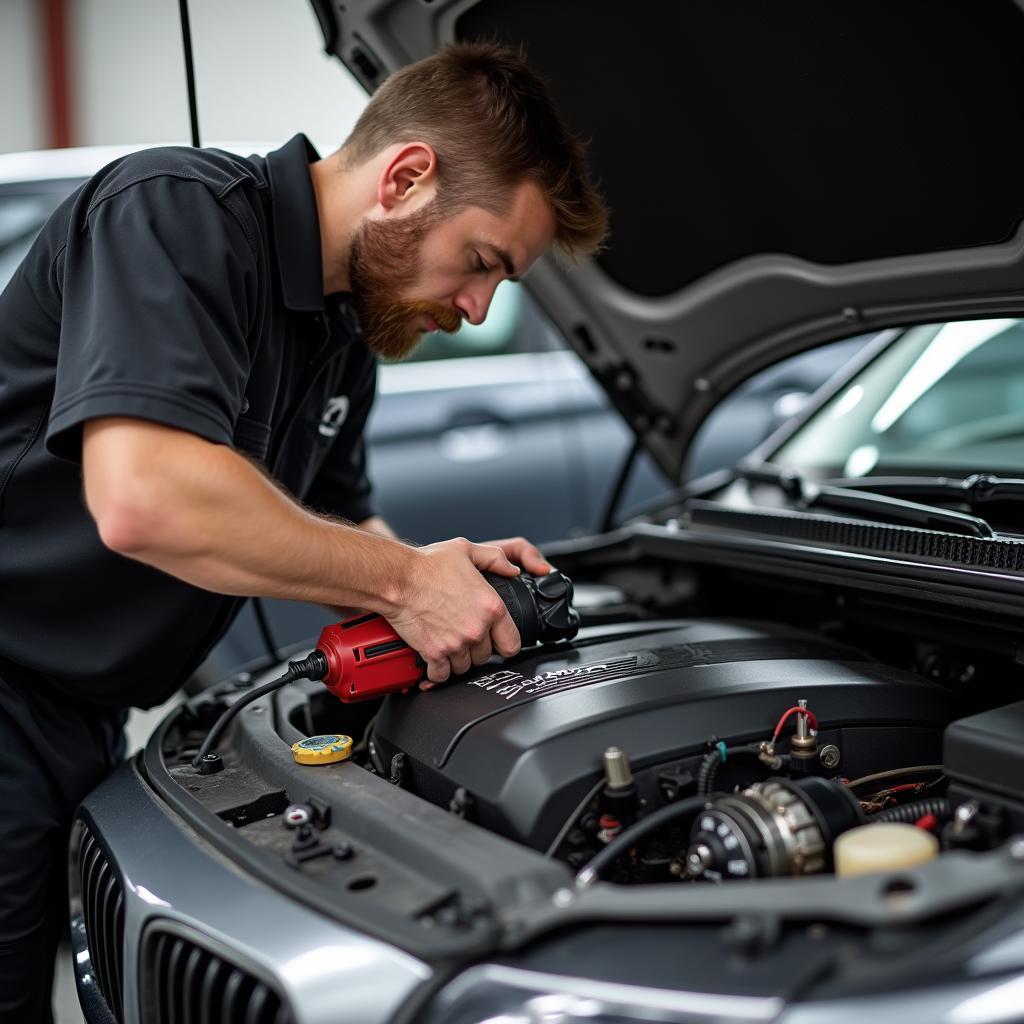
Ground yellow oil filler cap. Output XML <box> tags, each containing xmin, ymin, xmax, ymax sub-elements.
<box><xmin>290</xmin><ymin>733</ymin><xmax>353</xmax><ymax>765</ymax></box>
<box><xmin>835</xmin><ymin>822</ymin><xmax>939</xmax><ymax>878</ymax></box>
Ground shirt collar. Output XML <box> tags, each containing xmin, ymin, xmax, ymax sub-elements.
<box><xmin>265</xmin><ymin>134</ymin><xmax>324</xmax><ymax>313</ymax></box>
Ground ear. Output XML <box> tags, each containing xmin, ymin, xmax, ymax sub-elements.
<box><xmin>377</xmin><ymin>143</ymin><xmax>438</xmax><ymax>211</ymax></box>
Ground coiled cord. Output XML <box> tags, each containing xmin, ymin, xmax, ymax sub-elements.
<box><xmin>870</xmin><ymin>797</ymin><xmax>950</xmax><ymax>824</ymax></box>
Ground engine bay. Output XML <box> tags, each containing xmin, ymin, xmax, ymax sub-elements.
<box><xmin>370</xmin><ymin>617</ymin><xmax>954</xmax><ymax>881</ymax></box>
<box><xmin>153</xmin><ymin>546</ymin><xmax>1024</xmax><ymax>962</ymax></box>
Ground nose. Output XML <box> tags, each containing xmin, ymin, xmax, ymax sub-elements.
<box><xmin>454</xmin><ymin>279</ymin><xmax>500</xmax><ymax>326</ymax></box>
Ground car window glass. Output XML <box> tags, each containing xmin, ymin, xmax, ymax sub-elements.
<box><xmin>772</xmin><ymin>317</ymin><xmax>1024</xmax><ymax>476</ymax></box>
<box><xmin>0</xmin><ymin>192</ymin><xmax>67</xmax><ymax>289</ymax></box>
<box><xmin>685</xmin><ymin>335</ymin><xmax>873</xmax><ymax>480</ymax></box>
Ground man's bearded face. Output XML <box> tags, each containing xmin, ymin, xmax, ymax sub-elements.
<box><xmin>348</xmin><ymin>202</ymin><xmax>462</xmax><ymax>361</ymax></box>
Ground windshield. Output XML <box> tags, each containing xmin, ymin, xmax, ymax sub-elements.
<box><xmin>771</xmin><ymin>318</ymin><xmax>1024</xmax><ymax>479</ymax></box>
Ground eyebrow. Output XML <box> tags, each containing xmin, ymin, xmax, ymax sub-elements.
<box><xmin>488</xmin><ymin>245</ymin><xmax>521</xmax><ymax>282</ymax></box>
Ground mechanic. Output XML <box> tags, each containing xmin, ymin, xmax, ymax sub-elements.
<box><xmin>0</xmin><ymin>42</ymin><xmax>607</xmax><ymax>1022</ymax></box>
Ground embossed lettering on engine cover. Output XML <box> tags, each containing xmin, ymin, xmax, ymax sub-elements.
<box><xmin>465</xmin><ymin>658</ymin><xmax>640</xmax><ymax>701</ymax></box>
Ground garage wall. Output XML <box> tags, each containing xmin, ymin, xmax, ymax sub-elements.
<box><xmin>0</xmin><ymin>0</ymin><xmax>46</xmax><ymax>153</ymax></box>
<box><xmin>2</xmin><ymin>0</ymin><xmax>367</xmax><ymax>156</ymax></box>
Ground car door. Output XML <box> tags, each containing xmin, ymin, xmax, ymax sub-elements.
<box><xmin>366</xmin><ymin>280</ymin><xmax>582</xmax><ymax>545</ymax></box>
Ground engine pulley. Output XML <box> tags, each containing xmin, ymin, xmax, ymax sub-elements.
<box><xmin>685</xmin><ymin>776</ymin><xmax>864</xmax><ymax>880</ymax></box>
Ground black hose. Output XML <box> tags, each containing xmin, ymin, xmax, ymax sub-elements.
<box><xmin>696</xmin><ymin>749</ymin><xmax>721</xmax><ymax>796</ymax></box>
<box><xmin>190</xmin><ymin>652</ymin><xmax>326</xmax><ymax>768</ymax></box>
<box><xmin>697</xmin><ymin>743</ymin><xmax>761</xmax><ymax>795</ymax></box>
<box><xmin>575</xmin><ymin>793</ymin><xmax>716</xmax><ymax>888</ymax></box>
<box><xmin>871</xmin><ymin>797</ymin><xmax>950</xmax><ymax>825</ymax></box>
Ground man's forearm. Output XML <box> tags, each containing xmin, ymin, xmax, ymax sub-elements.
<box><xmin>358</xmin><ymin>515</ymin><xmax>398</xmax><ymax>540</ymax></box>
<box><xmin>324</xmin><ymin>517</ymin><xmax>400</xmax><ymax>619</ymax></box>
<box><xmin>83</xmin><ymin>417</ymin><xmax>531</xmax><ymax>683</ymax></box>
<box><xmin>83</xmin><ymin>418</ymin><xmax>410</xmax><ymax>614</ymax></box>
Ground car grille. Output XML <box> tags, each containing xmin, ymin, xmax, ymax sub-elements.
<box><xmin>142</xmin><ymin>926</ymin><xmax>295</xmax><ymax>1024</ymax></box>
<box><xmin>77</xmin><ymin>825</ymin><xmax>126</xmax><ymax>1022</ymax></box>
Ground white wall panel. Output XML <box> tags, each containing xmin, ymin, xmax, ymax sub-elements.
<box><xmin>70</xmin><ymin>0</ymin><xmax>366</xmax><ymax>154</ymax></box>
<box><xmin>0</xmin><ymin>0</ymin><xmax>45</xmax><ymax>154</ymax></box>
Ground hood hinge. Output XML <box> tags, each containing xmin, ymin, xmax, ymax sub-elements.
<box><xmin>594</xmin><ymin>361</ymin><xmax>677</xmax><ymax>439</ymax></box>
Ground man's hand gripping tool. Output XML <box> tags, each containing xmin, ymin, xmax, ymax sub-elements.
<box><xmin>316</xmin><ymin>570</ymin><xmax>579</xmax><ymax>702</ymax></box>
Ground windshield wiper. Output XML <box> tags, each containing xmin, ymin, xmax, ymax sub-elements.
<box><xmin>736</xmin><ymin>464</ymin><xmax>996</xmax><ymax>539</ymax></box>
<box><xmin>824</xmin><ymin>474</ymin><xmax>1024</xmax><ymax>509</ymax></box>
<box><xmin>806</xmin><ymin>484</ymin><xmax>995</xmax><ymax>538</ymax></box>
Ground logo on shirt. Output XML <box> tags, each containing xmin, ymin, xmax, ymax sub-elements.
<box><xmin>318</xmin><ymin>395</ymin><xmax>350</xmax><ymax>438</ymax></box>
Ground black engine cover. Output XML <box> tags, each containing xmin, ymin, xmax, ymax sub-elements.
<box><xmin>372</xmin><ymin>619</ymin><xmax>950</xmax><ymax>850</ymax></box>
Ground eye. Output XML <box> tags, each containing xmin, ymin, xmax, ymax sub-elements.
<box><xmin>475</xmin><ymin>252</ymin><xmax>491</xmax><ymax>274</ymax></box>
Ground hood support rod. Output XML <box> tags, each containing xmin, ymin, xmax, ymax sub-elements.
<box><xmin>178</xmin><ymin>0</ymin><xmax>201</xmax><ymax>147</ymax></box>
<box><xmin>600</xmin><ymin>433</ymin><xmax>644</xmax><ymax>533</ymax></box>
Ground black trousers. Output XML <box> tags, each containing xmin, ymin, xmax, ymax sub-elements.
<box><xmin>0</xmin><ymin>665</ymin><xmax>123</xmax><ymax>1024</ymax></box>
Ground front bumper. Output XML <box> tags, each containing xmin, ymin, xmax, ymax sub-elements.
<box><xmin>68</xmin><ymin>758</ymin><xmax>429</xmax><ymax>1024</ymax></box>
<box><xmin>68</xmin><ymin>746</ymin><xmax>1024</xmax><ymax>1024</ymax></box>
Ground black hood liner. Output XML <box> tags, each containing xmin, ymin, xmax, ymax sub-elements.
<box><xmin>457</xmin><ymin>0</ymin><xmax>1024</xmax><ymax>297</ymax></box>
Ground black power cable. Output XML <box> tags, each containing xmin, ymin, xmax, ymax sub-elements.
<box><xmin>191</xmin><ymin>651</ymin><xmax>326</xmax><ymax>769</ymax></box>
<box><xmin>178</xmin><ymin>0</ymin><xmax>201</xmax><ymax>147</ymax></box>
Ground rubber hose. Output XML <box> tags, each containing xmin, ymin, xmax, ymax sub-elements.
<box><xmin>697</xmin><ymin>744</ymin><xmax>762</xmax><ymax>796</ymax></box>
<box><xmin>870</xmin><ymin>797</ymin><xmax>950</xmax><ymax>824</ymax></box>
<box><xmin>696</xmin><ymin>749</ymin><xmax>723</xmax><ymax>796</ymax></box>
<box><xmin>575</xmin><ymin>793</ymin><xmax>717</xmax><ymax>888</ymax></box>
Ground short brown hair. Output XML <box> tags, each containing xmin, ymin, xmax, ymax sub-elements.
<box><xmin>339</xmin><ymin>42</ymin><xmax>608</xmax><ymax>260</ymax></box>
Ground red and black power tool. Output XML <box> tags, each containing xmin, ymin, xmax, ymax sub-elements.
<box><xmin>315</xmin><ymin>569</ymin><xmax>579</xmax><ymax>702</ymax></box>
<box><xmin>193</xmin><ymin>570</ymin><xmax>579</xmax><ymax>770</ymax></box>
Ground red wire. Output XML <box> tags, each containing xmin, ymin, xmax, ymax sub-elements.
<box><xmin>771</xmin><ymin>705</ymin><xmax>819</xmax><ymax>744</ymax></box>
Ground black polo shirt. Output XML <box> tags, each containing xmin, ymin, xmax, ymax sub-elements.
<box><xmin>0</xmin><ymin>135</ymin><xmax>379</xmax><ymax>709</ymax></box>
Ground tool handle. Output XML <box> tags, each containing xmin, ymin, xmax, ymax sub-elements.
<box><xmin>315</xmin><ymin>568</ymin><xmax>576</xmax><ymax>703</ymax></box>
<box><xmin>316</xmin><ymin>573</ymin><xmax>527</xmax><ymax>703</ymax></box>
<box><xmin>316</xmin><ymin>614</ymin><xmax>421</xmax><ymax>702</ymax></box>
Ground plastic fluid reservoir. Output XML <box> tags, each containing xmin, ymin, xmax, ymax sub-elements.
<box><xmin>834</xmin><ymin>822</ymin><xmax>939</xmax><ymax>878</ymax></box>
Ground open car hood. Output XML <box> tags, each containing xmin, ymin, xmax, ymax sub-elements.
<box><xmin>309</xmin><ymin>0</ymin><xmax>1024</xmax><ymax>479</ymax></box>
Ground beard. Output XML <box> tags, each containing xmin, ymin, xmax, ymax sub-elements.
<box><xmin>348</xmin><ymin>202</ymin><xmax>462</xmax><ymax>361</ymax></box>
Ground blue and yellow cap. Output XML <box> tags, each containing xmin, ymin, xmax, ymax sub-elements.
<box><xmin>290</xmin><ymin>733</ymin><xmax>353</xmax><ymax>765</ymax></box>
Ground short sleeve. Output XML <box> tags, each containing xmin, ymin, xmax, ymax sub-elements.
<box><xmin>305</xmin><ymin>352</ymin><xmax>379</xmax><ymax>524</ymax></box>
<box><xmin>46</xmin><ymin>176</ymin><xmax>258</xmax><ymax>462</ymax></box>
